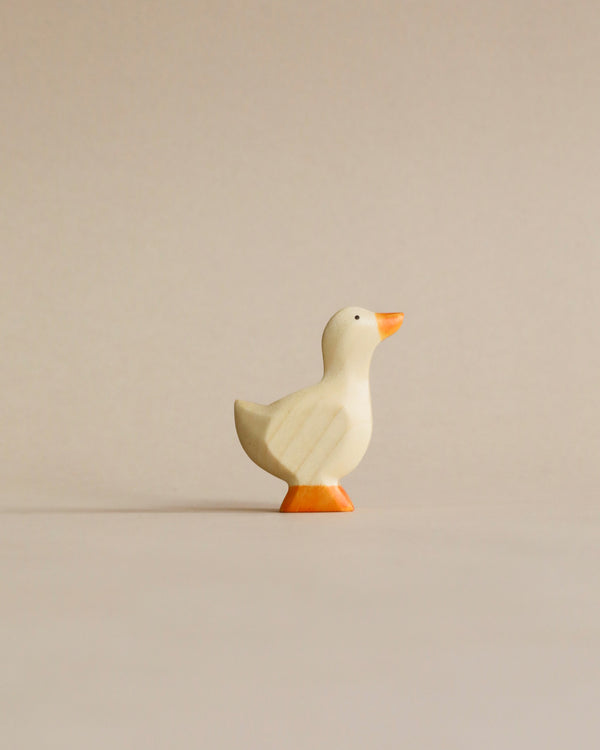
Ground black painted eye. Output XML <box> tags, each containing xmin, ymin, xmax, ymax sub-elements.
<box><xmin>354</xmin><ymin>315</ymin><xmax>360</xmax><ymax>320</ymax></box>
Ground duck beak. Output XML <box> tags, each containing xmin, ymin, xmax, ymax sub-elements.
<box><xmin>376</xmin><ymin>312</ymin><xmax>404</xmax><ymax>340</ymax></box>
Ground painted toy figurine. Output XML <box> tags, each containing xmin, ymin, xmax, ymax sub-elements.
<box><xmin>234</xmin><ymin>307</ymin><xmax>404</xmax><ymax>512</ymax></box>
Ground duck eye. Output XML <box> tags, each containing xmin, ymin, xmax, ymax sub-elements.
<box><xmin>354</xmin><ymin>315</ymin><xmax>360</xmax><ymax>320</ymax></box>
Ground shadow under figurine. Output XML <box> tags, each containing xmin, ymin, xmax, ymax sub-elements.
<box><xmin>234</xmin><ymin>307</ymin><xmax>404</xmax><ymax>512</ymax></box>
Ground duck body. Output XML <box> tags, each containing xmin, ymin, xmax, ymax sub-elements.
<box><xmin>234</xmin><ymin>307</ymin><xmax>404</xmax><ymax>512</ymax></box>
<box><xmin>234</xmin><ymin>374</ymin><xmax>372</xmax><ymax>487</ymax></box>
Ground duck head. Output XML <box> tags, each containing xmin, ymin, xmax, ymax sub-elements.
<box><xmin>321</xmin><ymin>307</ymin><xmax>404</xmax><ymax>379</ymax></box>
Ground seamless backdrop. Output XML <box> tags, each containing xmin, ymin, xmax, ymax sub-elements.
<box><xmin>1</xmin><ymin>0</ymin><xmax>598</xmax><ymax>507</ymax></box>
<box><xmin>2</xmin><ymin>3</ymin><xmax>600</xmax><ymax>749</ymax></box>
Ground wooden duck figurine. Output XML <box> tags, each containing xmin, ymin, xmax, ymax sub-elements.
<box><xmin>234</xmin><ymin>307</ymin><xmax>404</xmax><ymax>512</ymax></box>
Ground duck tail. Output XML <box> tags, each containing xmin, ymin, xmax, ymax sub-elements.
<box><xmin>234</xmin><ymin>399</ymin><xmax>269</xmax><ymax>461</ymax></box>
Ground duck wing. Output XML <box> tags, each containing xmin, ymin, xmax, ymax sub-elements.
<box><xmin>265</xmin><ymin>388</ymin><xmax>349</xmax><ymax>485</ymax></box>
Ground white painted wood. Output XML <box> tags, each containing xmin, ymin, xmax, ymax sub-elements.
<box><xmin>234</xmin><ymin>307</ymin><xmax>403</xmax><ymax>487</ymax></box>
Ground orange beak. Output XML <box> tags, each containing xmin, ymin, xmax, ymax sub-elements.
<box><xmin>376</xmin><ymin>312</ymin><xmax>404</xmax><ymax>340</ymax></box>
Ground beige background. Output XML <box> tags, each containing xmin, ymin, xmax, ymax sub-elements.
<box><xmin>1</xmin><ymin>1</ymin><xmax>599</xmax><ymax>747</ymax></box>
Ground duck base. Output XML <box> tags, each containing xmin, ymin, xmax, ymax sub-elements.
<box><xmin>279</xmin><ymin>485</ymin><xmax>354</xmax><ymax>513</ymax></box>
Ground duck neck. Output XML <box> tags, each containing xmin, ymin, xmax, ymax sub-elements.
<box><xmin>322</xmin><ymin>348</ymin><xmax>374</xmax><ymax>385</ymax></box>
